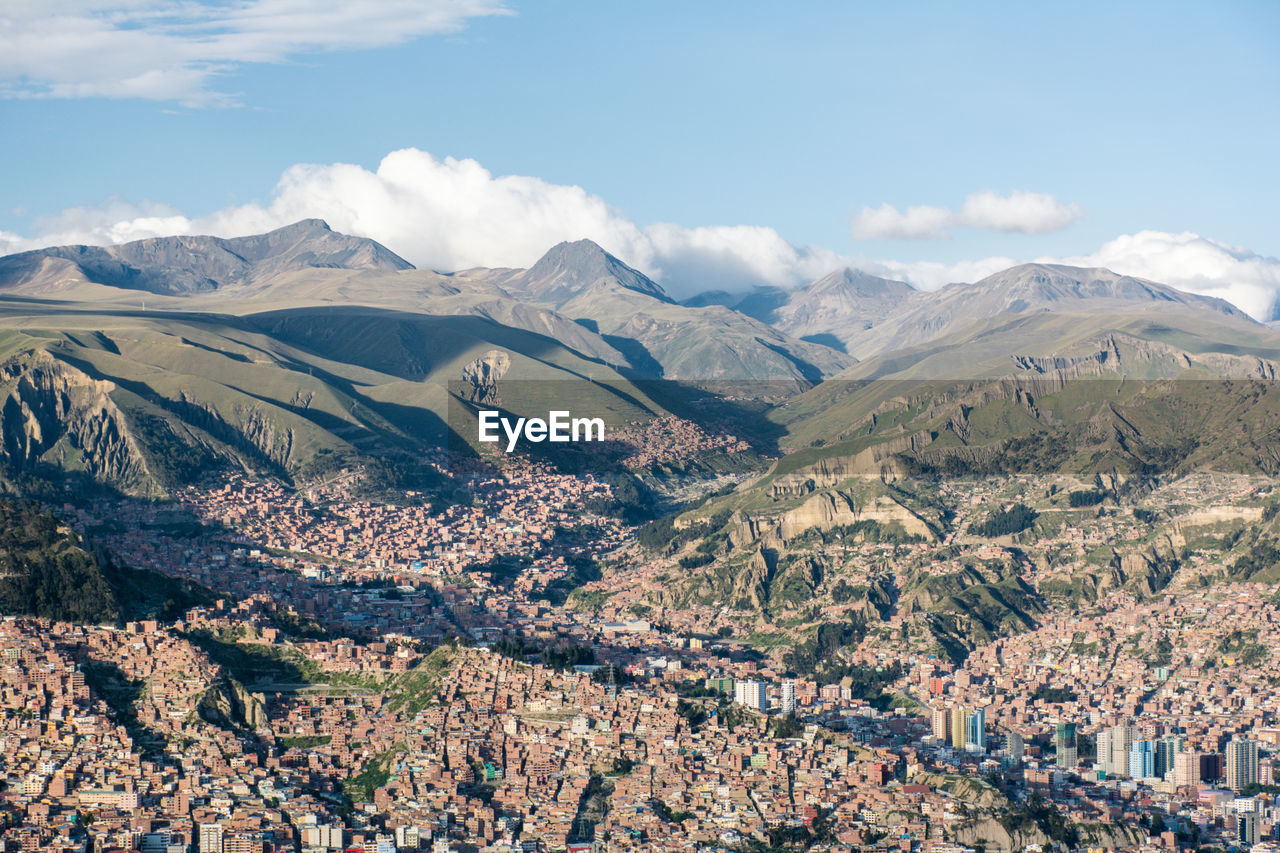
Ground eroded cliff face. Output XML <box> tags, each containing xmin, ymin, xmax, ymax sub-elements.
<box><xmin>0</xmin><ymin>351</ymin><xmax>155</xmax><ymax>494</ymax></box>
<box><xmin>198</xmin><ymin>676</ymin><xmax>269</xmax><ymax>731</ymax></box>
<box><xmin>1103</xmin><ymin>530</ymin><xmax>1185</xmax><ymax>598</ymax></box>
<box><xmin>779</xmin><ymin>490</ymin><xmax>934</xmax><ymax>541</ymax></box>
<box><xmin>0</xmin><ymin>348</ymin><xmax>302</xmax><ymax>497</ymax></box>
<box><xmin>949</xmin><ymin>819</ymin><xmax>1047</xmax><ymax>853</ymax></box>
<box><xmin>727</xmin><ymin>488</ymin><xmax>935</xmax><ymax>550</ymax></box>
<box><xmin>949</xmin><ymin>818</ymin><xmax>1146</xmax><ymax>853</ymax></box>
<box><xmin>769</xmin><ymin>438</ymin><xmax>922</xmax><ymax>496</ymax></box>
<box><xmin>461</xmin><ymin>349</ymin><xmax>511</xmax><ymax>405</ymax></box>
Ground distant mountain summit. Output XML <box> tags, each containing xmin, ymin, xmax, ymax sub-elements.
<box><xmin>805</xmin><ymin>267</ymin><xmax>915</xmax><ymax>299</ymax></box>
<box><xmin>773</xmin><ymin>268</ymin><xmax>920</xmax><ymax>349</ymax></box>
<box><xmin>962</xmin><ymin>263</ymin><xmax>1247</xmax><ymax>317</ymax></box>
<box><xmin>0</xmin><ymin>219</ymin><xmax>413</xmax><ymax>296</ymax></box>
<box><xmin>477</xmin><ymin>239</ymin><xmax>851</xmax><ymax>381</ymax></box>
<box><xmin>835</xmin><ymin>262</ymin><xmax>1252</xmax><ymax>359</ymax></box>
<box><xmin>1</xmin><ymin>222</ymin><xmax>1264</xmax><ymax>384</ymax></box>
<box><xmin>505</xmin><ymin>239</ymin><xmax>674</xmax><ymax>308</ymax></box>
<box><xmin>679</xmin><ymin>269</ymin><xmax>919</xmax><ymax>352</ymax></box>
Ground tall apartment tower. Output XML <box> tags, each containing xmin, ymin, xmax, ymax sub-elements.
<box><xmin>966</xmin><ymin>708</ymin><xmax>987</xmax><ymax>752</ymax></box>
<box><xmin>1096</xmin><ymin>729</ymin><xmax>1113</xmax><ymax>775</ymax></box>
<box><xmin>734</xmin><ymin>680</ymin><xmax>767</xmax><ymax>712</ymax></box>
<box><xmin>1005</xmin><ymin>731</ymin><xmax>1025</xmax><ymax>763</ymax></box>
<box><xmin>198</xmin><ymin>823</ymin><xmax>224</xmax><ymax>853</ymax></box>
<box><xmin>931</xmin><ymin>707</ymin><xmax>949</xmax><ymax>741</ymax></box>
<box><xmin>1110</xmin><ymin>724</ymin><xmax>1136</xmax><ymax>777</ymax></box>
<box><xmin>1226</xmin><ymin>739</ymin><xmax>1259</xmax><ymax>792</ymax></box>
<box><xmin>780</xmin><ymin>680</ymin><xmax>796</xmax><ymax>715</ymax></box>
<box><xmin>1055</xmin><ymin>722</ymin><xmax>1077</xmax><ymax>769</ymax></box>
<box><xmin>1239</xmin><ymin>813</ymin><xmax>1260</xmax><ymax>846</ymax></box>
<box><xmin>950</xmin><ymin>708</ymin><xmax>968</xmax><ymax>750</ymax></box>
<box><xmin>1156</xmin><ymin>736</ymin><xmax>1185</xmax><ymax>779</ymax></box>
<box><xmin>1128</xmin><ymin>741</ymin><xmax>1155</xmax><ymax>779</ymax></box>
<box><xmin>1174</xmin><ymin>750</ymin><xmax>1200</xmax><ymax>788</ymax></box>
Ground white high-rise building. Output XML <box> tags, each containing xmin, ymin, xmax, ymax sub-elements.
<box><xmin>1097</xmin><ymin>729</ymin><xmax>1113</xmax><ymax>775</ymax></box>
<box><xmin>1109</xmin><ymin>724</ymin><xmax>1135</xmax><ymax>778</ymax></box>
<box><xmin>395</xmin><ymin>826</ymin><xmax>421</xmax><ymax>849</ymax></box>
<box><xmin>931</xmin><ymin>707</ymin><xmax>949</xmax><ymax>741</ymax></box>
<box><xmin>198</xmin><ymin>823</ymin><xmax>223</xmax><ymax>853</ymax></box>
<box><xmin>1226</xmin><ymin>739</ymin><xmax>1259</xmax><ymax>792</ymax></box>
<box><xmin>734</xmin><ymin>680</ymin><xmax>767</xmax><ymax>711</ymax></box>
<box><xmin>780</xmin><ymin>680</ymin><xmax>796</xmax><ymax>715</ymax></box>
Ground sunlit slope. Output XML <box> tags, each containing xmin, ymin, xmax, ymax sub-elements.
<box><xmin>759</xmin><ymin>307</ymin><xmax>1280</xmax><ymax>486</ymax></box>
<box><xmin>837</xmin><ymin>263</ymin><xmax>1251</xmax><ymax>360</ymax></box>
<box><xmin>0</xmin><ymin>302</ymin><xmax>666</xmax><ymax>496</ymax></box>
<box><xmin>472</xmin><ymin>239</ymin><xmax>854</xmax><ymax>382</ymax></box>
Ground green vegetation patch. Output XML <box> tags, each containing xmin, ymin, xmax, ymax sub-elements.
<box><xmin>279</xmin><ymin>734</ymin><xmax>332</xmax><ymax>749</ymax></box>
<box><xmin>1033</xmin><ymin>685</ymin><xmax>1077</xmax><ymax>704</ymax></box>
<box><xmin>384</xmin><ymin>647</ymin><xmax>455</xmax><ymax>715</ymax></box>
<box><xmin>969</xmin><ymin>503</ymin><xmax>1038</xmax><ymax>538</ymax></box>
<box><xmin>345</xmin><ymin>748</ymin><xmax>399</xmax><ymax>803</ymax></box>
<box><xmin>0</xmin><ymin>498</ymin><xmax>223</xmax><ymax>624</ymax></box>
<box><xmin>1067</xmin><ymin>488</ymin><xmax>1106</xmax><ymax>507</ymax></box>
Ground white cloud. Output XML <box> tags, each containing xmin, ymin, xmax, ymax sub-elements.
<box><xmin>851</xmin><ymin>191</ymin><xmax>1084</xmax><ymax>240</ymax></box>
<box><xmin>25</xmin><ymin>196</ymin><xmax>192</xmax><ymax>246</ymax></box>
<box><xmin>4</xmin><ymin>150</ymin><xmax>1279</xmax><ymax>320</ymax></box>
<box><xmin>1052</xmin><ymin>230</ymin><xmax>1280</xmax><ymax>321</ymax></box>
<box><xmin>0</xmin><ymin>231</ymin><xmax>26</xmax><ymax>257</ymax></box>
<box><xmin>644</xmin><ymin>224</ymin><xmax>849</xmax><ymax>293</ymax></box>
<box><xmin>850</xmin><ymin>203</ymin><xmax>952</xmax><ymax>240</ymax></box>
<box><xmin>0</xmin><ymin>1</ymin><xmax>509</xmax><ymax>106</ymax></box>
<box><xmin>229</xmin><ymin>152</ymin><xmax>651</xmax><ymax>269</ymax></box>
<box><xmin>959</xmin><ymin>191</ymin><xmax>1083</xmax><ymax>234</ymax></box>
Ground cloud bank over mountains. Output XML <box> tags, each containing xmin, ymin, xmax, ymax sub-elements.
<box><xmin>1</xmin><ymin>148</ymin><xmax>1276</xmax><ymax>320</ymax></box>
<box><xmin>1059</xmin><ymin>231</ymin><xmax>1280</xmax><ymax>322</ymax></box>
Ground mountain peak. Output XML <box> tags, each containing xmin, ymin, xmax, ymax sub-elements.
<box><xmin>273</xmin><ymin>218</ymin><xmax>333</xmax><ymax>235</ymax></box>
<box><xmin>529</xmin><ymin>239</ymin><xmax>616</xmax><ymax>275</ymax></box>
<box><xmin>807</xmin><ymin>267</ymin><xmax>916</xmax><ymax>297</ymax></box>
<box><xmin>516</xmin><ymin>239</ymin><xmax>672</xmax><ymax>307</ymax></box>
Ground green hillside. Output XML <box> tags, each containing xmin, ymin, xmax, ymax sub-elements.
<box><xmin>0</xmin><ymin>301</ymin><xmax>671</xmax><ymax>497</ymax></box>
<box><xmin>0</xmin><ymin>498</ymin><xmax>220</xmax><ymax>623</ymax></box>
<box><xmin>764</xmin><ymin>312</ymin><xmax>1280</xmax><ymax>487</ymax></box>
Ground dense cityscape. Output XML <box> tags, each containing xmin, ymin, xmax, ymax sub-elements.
<box><xmin>2</xmin><ymin>414</ymin><xmax>1279</xmax><ymax>853</ymax></box>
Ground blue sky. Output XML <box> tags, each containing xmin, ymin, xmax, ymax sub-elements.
<box><xmin>2</xmin><ymin>1</ymin><xmax>1278</xmax><ymax>314</ymax></box>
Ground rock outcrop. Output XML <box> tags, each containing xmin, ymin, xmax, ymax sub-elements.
<box><xmin>462</xmin><ymin>349</ymin><xmax>511</xmax><ymax>405</ymax></box>
<box><xmin>198</xmin><ymin>677</ymin><xmax>269</xmax><ymax>731</ymax></box>
<box><xmin>0</xmin><ymin>351</ymin><xmax>154</xmax><ymax>493</ymax></box>
<box><xmin>784</xmin><ymin>490</ymin><xmax>933</xmax><ymax>541</ymax></box>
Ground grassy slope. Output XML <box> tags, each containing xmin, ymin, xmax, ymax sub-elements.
<box><xmin>0</xmin><ymin>301</ymin><xmax>671</xmax><ymax>494</ymax></box>
<box><xmin>760</xmin><ymin>309</ymin><xmax>1280</xmax><ymax>481</ymax></box>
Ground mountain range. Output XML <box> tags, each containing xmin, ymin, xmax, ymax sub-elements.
<box><xmin>1</xmin><ymin>219</ymin><xmax>1278</xmax><ymax>498</ymax></box>
<box><xmin>0</xmin><ymin>219</ymin><xmax>412</xmax><ymax>296</ymax></box>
